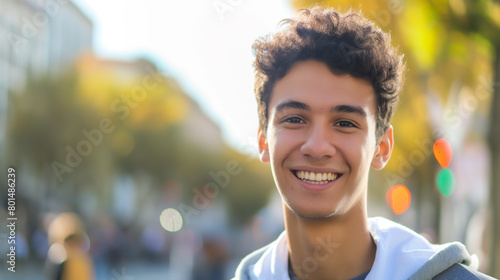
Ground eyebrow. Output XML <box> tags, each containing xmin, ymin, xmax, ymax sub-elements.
<box><xmin>274</xmin><ymin>100</ymin><xmax>310</xmax><ymax>113</ymax></box>
<box><xmin>331</xmin><ymin>104</ymin><xmax>367</xmax><ymax>117</ymax></box>
<box><xmin>274</xmin><ymin>100</ymin><xmax>367</xmax><ymax>117</ymax></box>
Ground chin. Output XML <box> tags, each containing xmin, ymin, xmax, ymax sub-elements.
<box><xmin>286</xmin><ymin>201</ymin><xmax>339</xmax><ymax>219</ymax></box>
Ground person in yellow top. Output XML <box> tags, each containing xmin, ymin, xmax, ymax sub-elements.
<box><xmin>46</xmin><ymin>212</ymin><xmax>95</xmax><ymax>280</ymax></box>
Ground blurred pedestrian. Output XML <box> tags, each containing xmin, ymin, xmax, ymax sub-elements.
<box><xmin>45</xmin><ymin>212</ymin><xmax>95</xmax><ymax>280</ymax></box>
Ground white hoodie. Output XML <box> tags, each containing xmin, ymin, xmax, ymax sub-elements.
<box><xmin>233</xmin><ymin>217</ymin><xmax>487</xmax><ymax>280</ymax></box>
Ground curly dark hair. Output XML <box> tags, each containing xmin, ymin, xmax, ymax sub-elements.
<box><xmin>252</xmin><ymin>6</ymin><xmax>405</xmax><ymax>140</ymax></box>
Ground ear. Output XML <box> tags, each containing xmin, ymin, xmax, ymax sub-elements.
<box><xmin>371</xmin><ymin>125</ymin><xmax>394</xmax><ymax>170</ymax></box>
<box><xmin>258</xmin><ymin>127</ymin><xmax>270</xmax><ymax>163</ymax></box>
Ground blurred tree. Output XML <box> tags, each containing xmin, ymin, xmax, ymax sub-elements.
<box><xmin>400</xmin><ymin>0</ymin><xmax>500</xmax><ymax>275</ymax></box>
<box><xmin>7</xmin><ymin>70</ymin><xmax>113</xmax><ymax>209</ymax></box>
<box><xmin>221</xmin><ymin>146</ymin><xmax>275</xmax><ymax>224</ymax></box>
<box><xmin>7</xmin><ymin>54</ymin><xmax>275</xmax><ymax>229</ymax></box>
<box><xmin>291</xmin><ymin>0</ymin><xmax>500</xmax><ymax>276</ymax></box>
<box><xmin>429</xmin><ymin>1</ymin><xmax>500</xmax><ymax>275</ymax></box>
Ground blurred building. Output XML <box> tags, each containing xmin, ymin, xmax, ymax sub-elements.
<box><xmin>75</xmin><ymin>53</ymin><xmax>225</xmax><ymax>153</ymax></box>
<box><xmin>0</xmin><ymin>0</ymin><xmax>93</xmax><ymax>167</ymax></box>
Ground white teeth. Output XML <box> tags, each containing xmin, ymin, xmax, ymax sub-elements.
<box><xmin>295</xmin><ymin>170</ymin><xmax>339</xmax><ymax>183</ymax></box>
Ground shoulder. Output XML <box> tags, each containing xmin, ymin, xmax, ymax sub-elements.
<box><xmin>433</xmin><ymin>263</ymin><xmax>496</xmax><ymax>280</ymax></box>
<box><xmin>368</xmin><ymin>216</ymin><xmax>436</xmax><ymax>255</ymax></box>
<box><xmin>367</xmin><ymin>217</ymin><xmax>439</xmax><ymax>279</ymax></box>
<box><xmin>368</xmin><ymin>217</ymin><xmax>429</xmax><ymax>240</ymax></box>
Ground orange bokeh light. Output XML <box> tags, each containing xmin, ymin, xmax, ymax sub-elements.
<box><xmin>433</xmin><ymin>138</ymin><xmax>452</xmax><ymax>168</ymax></box>
<box><xmin>386</xmin><ymin>185</ymin><xmax>411</xmax><ymax>215</ymax></box>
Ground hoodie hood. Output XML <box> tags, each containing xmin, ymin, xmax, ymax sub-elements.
<box><xmin>233</xmin><ymin>217</ymin><xmax>477</xmax><ymax>280</ymax></box>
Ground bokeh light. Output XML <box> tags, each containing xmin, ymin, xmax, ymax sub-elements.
<box><xmin>160</xmin><ymin>208</ymin><xmax>183</xmax><ymax>232</ymax></box>
<box><xmin>437</xmin><ymin>168</ymin><xmax>455</xmax><ymax>197</ymax></box>
<box><xmin>47</xmin><ymin>243</ymin><xmax>67</xmax><ymax>264</ymax></box>
<box><xmin>386</xmin><ymin>185</ymin><xmax>411</xmax><ymax>215</ymax></box>
<box><xmin>433</xmin><ymin>138</ymin><xmax>453</xmax><ymax>168</ymax></box>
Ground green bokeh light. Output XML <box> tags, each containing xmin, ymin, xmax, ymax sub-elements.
<box><xmin>437</xmin><ymin>168</ymin><xmax>455</xmax><ymax>197</ymax></box>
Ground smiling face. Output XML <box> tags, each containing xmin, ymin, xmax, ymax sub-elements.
<box><xmin>259</xmin><ymin>60</ymin><xmax>393</xmax><ymax>218</ymax></box>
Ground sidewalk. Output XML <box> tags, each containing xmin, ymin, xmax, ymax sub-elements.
<box><xmin>0</xmin><ymin>260</ymin><xmax>172</xmax><ymax>280</ymax></box>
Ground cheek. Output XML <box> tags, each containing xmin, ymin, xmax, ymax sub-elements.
<box><xmin>267</xmin><ymin>129</ymin><xmax>283</xmax><ymax>168</ymax></box>
<box><xmin>268</xmin><ymin>128</ymin><xmax>296</xmax><ymax>156</ymax></box>
<box><xmin>342</xmin><ymin>134</ymin><xmax>374</xmax><ymax>171</ymax></box>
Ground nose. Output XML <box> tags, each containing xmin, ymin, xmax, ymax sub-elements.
<box><xmin>299</xmin><ymin>122</ymin><xmax>336</xmax><ymax>160</ymax></box>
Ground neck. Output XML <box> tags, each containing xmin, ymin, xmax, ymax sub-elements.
<box><xmin>285</xmin><ymin>202</ymin><xmax>376</xmax><ymax>280</ymax></box>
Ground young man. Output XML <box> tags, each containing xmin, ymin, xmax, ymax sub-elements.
<box><xmin>233</xmin><ymin>7</ymin><xmax>494</xmax><ymax>280</ymax></box>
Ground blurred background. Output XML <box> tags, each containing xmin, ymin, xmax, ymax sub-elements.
<box><xmin>0</xmin><ymin>0</ymin><xmax>499</xmax><ymax>279</ymax></box>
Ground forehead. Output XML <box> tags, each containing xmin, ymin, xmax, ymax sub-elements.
<box><xmin>269</xmin><ymin>60</ymin><xmax>376</xmax><ymax>116</ymax></box>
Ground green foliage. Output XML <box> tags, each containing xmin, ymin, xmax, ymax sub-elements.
<box><xmin>7</xmin><ymin>71</ymin><xmax>102</xmax><ymax>174</ymax></box>
<box><xmin>222</xmin><ymin>148</ymin><xmax>275</xmax><ymax>225</ymax></box>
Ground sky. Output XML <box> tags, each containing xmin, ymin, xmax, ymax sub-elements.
<box><xmin>72</xmin><ymin>0</ymin><xmax>295</xmax><ymax>153</ymax></box>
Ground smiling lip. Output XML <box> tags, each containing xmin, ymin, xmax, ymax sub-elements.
<box><xmin>291</xmin><ymin>169</ymin><xmax>343</xmax><ymax>190</ymax></box>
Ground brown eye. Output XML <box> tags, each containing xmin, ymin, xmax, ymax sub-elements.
<box><xmin>336</xmin><ymin>120</ymin><xmax>355</xmax><ymax>127</ymax></box>
<box><xmin>284</xmin><ymin>116</ymin><xmax>305</xmax><ymax>124</ymax></box>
